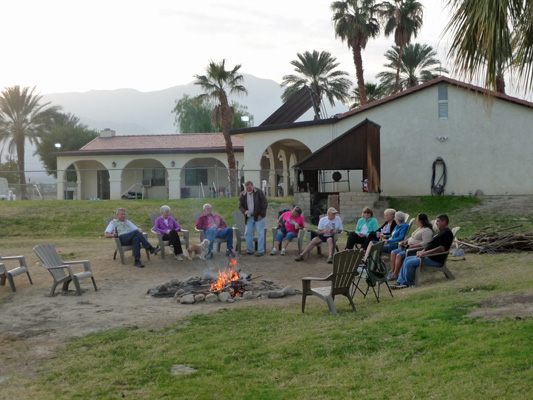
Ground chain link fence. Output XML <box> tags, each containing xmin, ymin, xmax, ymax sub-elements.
<box><xmin>0</xmin><ymin>166</ymin><xmax>301</xmax><ymax>200</ymax></box>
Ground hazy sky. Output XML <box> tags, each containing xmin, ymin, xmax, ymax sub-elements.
<box><xmin>1</xmin><ymin>0</ymin><xmax>455</xmax><ymax>94</ymax></box>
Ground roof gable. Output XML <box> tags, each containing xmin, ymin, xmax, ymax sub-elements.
<box><xmin>337</xmin><ymin>76</ymin><xmax>533</xmax><ymax>120</ymax></box>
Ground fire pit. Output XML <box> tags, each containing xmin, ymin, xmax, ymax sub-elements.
<box><xmin>147</xmin><ymin>256</ymin><xmax>299</xmax><ymax>304</ymax></box>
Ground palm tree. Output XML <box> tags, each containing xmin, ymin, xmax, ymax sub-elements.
<box><xmin>281</xmin><ymin>50</ymin><xmax>351</xmax><ymax>119</ymax></box>
<box><xmin>350</xmin><ymin>81</ymin><xmax>387</xmax><ymax>108</ymax></box>
<box><xmin>443</xmin><ymin>0</ymin><xmax>530</xmax><ymax>94</ymax></box>
<box><xmin>380</xmin><ymin>0</ymin><xmax>424</xmax><ymax>94</ymax></box>
<box><xmin>377</xmin><ymin>43</ymin><xmax>449</xmax><ymax>95</ymax></box>
<box><xmin>331</xmin><ymin>0</ymin><xmax>381</xmax><ymax>106</ymax></box>
<box><xmin>0</xmin><ymin>86</ymin><xmax>60</xmax><ymax>196</ymax></box>
<box><xmin>194</xmin><ymin>59</ymin><xmax>248</xmax><ymax>196</ymax></box>
<box><xmin>514</xmin><ymin>1</ymin><xmax>533</xmax><ymax>91</ymax></box>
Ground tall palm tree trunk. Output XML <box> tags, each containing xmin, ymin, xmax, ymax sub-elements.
<box><xmin>394</xmin><ymin>46</ymin><xmax>404</xmax><ymax>94</ymax></box>
<box><xmin>15</xmin><ymin>129</ymin><xmax>27</xmax><ymax>197</ymax></box>
<box><xmin>351</xmin><ymin>41</ymin><xmax>368</xmax><ymax>106</ymax></box>
<box><xmin>219</xmin><ymin>93</ymin><xmax>239</xmax><ymax>197</ymax></box>
<box><xmin>496</xmin><ymin>74</ymin><xmax>506</xmax><ymax>94</ymax></box>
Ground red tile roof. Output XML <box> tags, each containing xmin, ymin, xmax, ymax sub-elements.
<box><xmin>80</xmin><ymin>132</ymin><xmax>243</xmax><ymax>151</ymax></box>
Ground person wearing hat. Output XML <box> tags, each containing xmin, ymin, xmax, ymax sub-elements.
<box><xmin>295</xmin><ymin>207</ymin><xmax>343</xmax><ymax>263</ymax></box>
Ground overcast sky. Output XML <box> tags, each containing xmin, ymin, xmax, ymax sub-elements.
<box><xmin>1</xmin><ymin>0</ymin><xmax>529</xmax><ymax>101</ymax></box>
<box><xmin>1</xmin><ymin>0</ymin><xmax>456</xmax><ymax>94</ymax></box>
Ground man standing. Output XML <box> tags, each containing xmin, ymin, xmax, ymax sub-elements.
<box><xmin>105</xmin><ymin>208</ymin><xmax>160</xmax><ymax>268</ymax></box>
<box><xmin>195</xmin><ymin>203</ymin><xmax>235</xmax><ymax>259</ymax></box>
<box><xmin>238</xmin><ymin>180</ymin><xmax>268</xmax><ymax>256</ymax></box>
<box><xmin>295</xmin><ymin>207</ymin><xmax>343</xmax><ymax>264</ymax></box>
<box><xmin>391</xmin><ymin>214</ymin><xmax>454</xmax><ymax>289</ymax></box>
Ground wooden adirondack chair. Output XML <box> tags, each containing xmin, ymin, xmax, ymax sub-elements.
<box><xmin>33</xmin><ymin>244</ymin><xmax>97</xmax><ymax>296</ymax></box>
<box><xmin>149</xmin><ymin>212</ymin><xmax>189</xmax><ymax>259</ymax></box>
<box><xmin>232</xmin><ymin>210</ymin><xmax>267</xmax><ymax>254</ymax></box>
<box><xmin>414</xmin><ymin>227</ymin><xmax>460</xmax><ymax>287</ymax></box>
<box><xmin>302</xmin><ymin>249</ymin><xmax>364</xmax><ymax>315</ymax></box>
<box><xmin>351</xmin><ymin>241</ymin><xmax>393</xmax><ymax>302</ymax></box>
<box><xmin>104</xmin><ymin>217</ymin><xmax>151</xmax><ymax>264</ymax></box>
<box><xmin>0</xmin><ymin>252</ymin><xmax>33</xmax><ymax>292</ymax></box>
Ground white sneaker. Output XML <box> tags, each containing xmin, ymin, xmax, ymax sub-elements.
<box><xmin>175</xmin><ymin>255</ymin><xmax>183</xmax><ymax>261</ymax></box>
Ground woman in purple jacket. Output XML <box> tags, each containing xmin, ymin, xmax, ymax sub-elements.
<box><xmin>153</xmin><ymin>205</ymin><xmax>184</xmax><ymax>260</ymax></box>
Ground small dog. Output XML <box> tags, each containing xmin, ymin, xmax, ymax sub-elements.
<box><xmin>187</xmin><ymin>239</ymin><xmax>210</xmax><ymax>260</ymax></box>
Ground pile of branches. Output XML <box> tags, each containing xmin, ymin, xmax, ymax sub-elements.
<box><xmin>456</xmin><ymin>225</ymin><xmax>533</xmax><ymax>254</ymax></box>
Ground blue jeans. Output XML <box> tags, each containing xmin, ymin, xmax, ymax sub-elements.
<box><xmin>119</xmin><ymin>230</ymin><xmax>153</xmax><ymax>261</ymax></box>
<box><xmin>397</xmin><ymin>255</ymin><xmax>443</xmax><ymax>286</ymax></box>
<box><xmin>275</xmin><ymin>231</ymin><xmax>297</xmax><ymax>243</ymax></box>
<box><xmin>383</xmin><ymin>243</ymin><xmax>399</xmax><ymax>254</ymax></box>
<box><xmin>245</xmin><ymin>216</ymin><xmax>266</xmax><ymax>254</ymax></box>
<box><xmin>205</xmin><ymin>227</ymin><xmax>233</xmax><ymax>252</ymax></box>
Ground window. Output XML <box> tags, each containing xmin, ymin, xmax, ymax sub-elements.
<box><xmin>438</xmin><ymin>85</ymin><xmax>448</xmax><ymax>119</ymax></box>
<box><xmin>143</xmin><ymin>168</ymin><xmax>166</xmax><ymax>186</ymax></box>
<box><xmin>185</xmin><ymin>168</ymin><xmax>208</xmax><ymax>185</ymax></box>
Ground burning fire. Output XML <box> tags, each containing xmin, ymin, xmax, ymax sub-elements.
<box><xmin>210</xmin><ymin>256</ymin><xmax>240</xmax><ymax>293</ymax></box>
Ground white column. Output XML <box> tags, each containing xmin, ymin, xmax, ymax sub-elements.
<box><xmin>109</xmin><ymin>170</ymin><xmax>122</xmax><ymax>200</ymax></box>
<box><xmin>168</xmin><ymin>168</ymin><xmax>181</xmax><ymax>199</ymax></box>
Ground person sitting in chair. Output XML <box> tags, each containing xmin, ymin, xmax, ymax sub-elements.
<box><xmin>153</xmin><ymin>205</ymin><xmax>185</xmax><ymax>261</ymax></box>
<box><xmin>391</xmin><ymin>214</ymin><xmax>454</xmax><ymax>289</ymax></box>
<box><xmin>270</xmin><ymin>206</ymin><xmax>305</xmax><ymax>256</ymax></box>
<box><xmin>388</xmin><ymin>213</ymin><xmax>434</xmax><ymax>281</ymax></box>
<box><xmin>105</xmin><ymin>208</ymin><xmax>160</xmax><ymax>268</ymax></box>
<box><xmin>294</xmin><ymin>207</ymin><xmax>343</xmax><ymax>264</ymax></box>
<box><xmin>363</xmin><ymin>211</ymin><xmax>409</xmax><ymax>261</ymax></box>
<box><xmin>195</xmin><ymin>203</ymin><xmax>235</xmax><ymax>259</ymax></box>
<box><xmin>345</xmin><ymin>206</ymin><xmax>378</xmax><ymax>250</ymax></box>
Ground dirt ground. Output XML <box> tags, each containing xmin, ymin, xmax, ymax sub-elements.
<box><xmin>1</xmin><ymin>195</ymin><xmax>532</xmax><ymax>383</ymax></box>
<box><xmin>0</xmin><ymin>238</ymin><xmax>336</xmax><ymax>381</ymax></box>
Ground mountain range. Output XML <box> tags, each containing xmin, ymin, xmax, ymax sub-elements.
<box><xmin>41</xmin><ymin>73</ymin><xmax>348</xmax><ymax>135</ymax></box>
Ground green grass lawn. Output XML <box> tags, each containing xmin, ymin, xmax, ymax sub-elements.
<box><xmin>0</xmin><ymin>194</ymin><xmax>530</xmax><ymax>240</ymax></box>
<box><xmin>0</xmin><ymin>197</ymin><xmax>293</xmax><ymax>239</ymax></box>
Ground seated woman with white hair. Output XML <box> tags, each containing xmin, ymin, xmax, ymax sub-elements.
<box><xmin>153</xmin><ymin>205</ymin><xmax>185</xmax><ymax>261</ymax></box>
<box><xmin>363</xmin><ymin>211</ymin><xmax>410</xmax><ymax>260</ymax></box>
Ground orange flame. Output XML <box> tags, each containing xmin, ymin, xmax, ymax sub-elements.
<box><xmin>210</xmin><ymin>256</ymin><xmax>240</xmax><ymax>292</ymax></box>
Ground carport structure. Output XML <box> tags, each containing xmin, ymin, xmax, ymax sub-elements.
<box><xmin>293</xmin><ymin>118</ymin><xmax>381</xmax><ymax>194</ymax></box>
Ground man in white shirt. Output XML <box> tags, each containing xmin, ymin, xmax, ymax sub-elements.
<box><xmin>295</xmin><ymin>207</ymin><xmax>343</xmax><ymax>264</ymax></box>
<box><xmin>105</xmin><ymin>208</ymin><xmax>160</xmax><ymax>268</ymax></box>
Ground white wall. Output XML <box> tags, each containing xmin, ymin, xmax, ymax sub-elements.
<box><xmin>332</xmin><ymin>85</ymin><xmax>533</xmax><ymax>196</ymax></box>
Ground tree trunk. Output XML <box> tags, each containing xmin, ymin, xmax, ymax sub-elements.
<box><xmin>351</xmin><ymin>41</ymin><xmax>367</xmax><ymax>106</ymax></box>
<box><xmin>219</xmin><ymin>92</ymin><xmax>238</xmax><ymax>197</ymax></box>
<box><xmin>393</xmin><ymin>46</ymin><xmax>403</xmax><ymax>94</ymax></box>
<box><xmin>15</xmin><ymin>128</ymin><xmax>27</xmax><ymax>198</ymax></box>
<box><xmin>496</xmin><ymin>74</ymin><xmax>506</xmax><ymax>94</ymax></box>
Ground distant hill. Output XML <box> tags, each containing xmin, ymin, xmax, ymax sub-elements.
<box><xmin>41</xmin><ymin>74</ymin><xmax>349</xmax><ymax>134</ymax></box>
